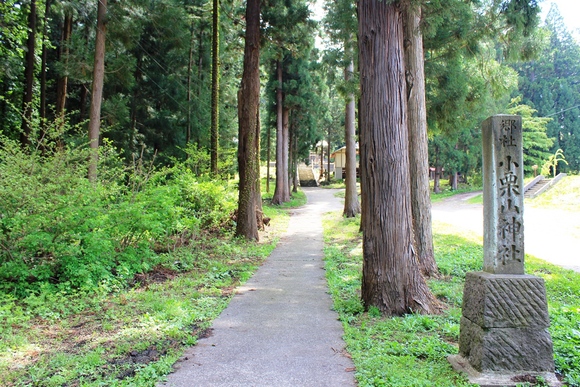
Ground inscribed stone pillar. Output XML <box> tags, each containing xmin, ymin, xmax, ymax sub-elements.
<box><xmin>449</xmin><ymin>115</ymin><xmax>559</xmax><ymax>387</ymax></box>
<box><xmin>482</xmin><ymin>115</ymin><xmax>525</xmax><ymax>274</ymax></box>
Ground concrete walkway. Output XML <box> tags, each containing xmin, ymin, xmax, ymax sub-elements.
<box><xmin>161</xmin><ymin>188</ymin><xmax>356</xmax><ymax>387</ymax></box>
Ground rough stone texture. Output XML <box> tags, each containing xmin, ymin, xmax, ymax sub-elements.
<box><xmin>449</xmin><ymin>355</ymin><xmax>561</xmax><ymax>387</ymax></box>
<box><xmin>459</xmin><ymin>272</ymin><xmax>555</xmax><ymax>375</ymax></box>
<box><xmin>482</xmin><ymin>115</ymin><xmax>525</xmax><ymax>275</ymax></box>
<box><xmin>459</xmin><ymin>316</ymin><xmax>555</xmax><ymax>372</ymax></box>
<box><xmin>462</xmin><ymin>272</ymin><xmax>550</xmax><ymax>329</ymax></box>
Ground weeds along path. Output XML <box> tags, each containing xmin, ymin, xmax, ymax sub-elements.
<box><xmin>161</xmin><ymin>187</ymin><xmax>355</xmax><ymax>387</ymax></box>
<box><xmin>432</xmin><ymin>193</ymin><xmax>580</xmax><ymax>273</ymax></box>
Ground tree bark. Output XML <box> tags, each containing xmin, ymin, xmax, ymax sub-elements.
<box><xmin>20</xmin><ymin>0</ymin><xmax>37</xmax><ymax>147</ymax></box>
<box><xmin>186</xmin><ymin>19</ymin><xmax>195</xmax><ymax>144</ymax></box>
<box><xmin>282</xmin><ymin>106</ymin><xmax>290</xmax><ymax>198</ymax></box>
<box><xmin>40</xmin><ymin>0</ymin><xmax>52</xmax><ymax>126</ymax></box>
<box><xmin>358</xmin><ymin>0</ymin><xmax>439</xmax><ymax>316</ymax></box>
<box><xmin>272</xmin><ymin>60</ymin><xmax>290</xmax><ymax>204</ymax></box>
<box><xmin>210</xmin><ymin>0</ymin><xmax>220</xmax><ymax>175</ymax></box>
<box><xmin>344</xmin><ymin>58</ymin><xmax>361</xmax><ymax>218</ymax></box>
<box><xmin>235</xmin><ymin>0</ymin><xmax>261</xmax><ymax>240</ymax></box>
<box><xmin>402</xmin><ymin>0</ymin><xmax>438</xmax><ymax>277</ymax></box>
<box><xmin>56</xmin><ymin>12</ymin><xmax>73</xmax><ymax>122</ymax></box>
<box><xmin>327</xmin><ymin>125</ymin><xmax>331</xmax><ymax>182</ymax></box>
<box><xmin>266</xmin><ymin>122</ymin><xmax>271</xmax><ymax>193</ymax></box>
<box><xmin>88</xmin><ymin>0</ymin><xmax>107</xmax><ymax>182</ymax></box>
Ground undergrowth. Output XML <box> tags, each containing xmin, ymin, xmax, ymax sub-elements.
<box><xmin>323</xmin><ymin>212</ymin><xmax>580</xmax><ymax>387</ymax></box>
<box><xmin>0</xmin><ymin>130</ymin><xmax>292</xmax><ymax>386</ymax></box>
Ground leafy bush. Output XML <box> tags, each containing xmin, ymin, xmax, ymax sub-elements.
<box><xmin>0</xmin><ymin>134</ymin><xmax>237</xmax><ymax>298</ymax></box>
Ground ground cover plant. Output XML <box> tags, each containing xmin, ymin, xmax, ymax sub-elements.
<box><xmin>0</xmin><ymin>134</ymin><xmax>298</xmax><ymax>386</ymax></box>
<box><xmin>323</xmin><ymin>213</ymin><xmax>580</xmax><ymax>387</ymax></box>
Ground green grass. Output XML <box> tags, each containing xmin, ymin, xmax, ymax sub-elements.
<box><xmin>0</xmin><ymin>200</ymin><xmax>294</xmax><ymax>387</ymax></box>
<box><xmin>261</xmin><ymin>186</ymin><xmax>308</xmax><ymax>209</ymax></box>
<box><xmin>527</xmin><ymin>175</ymin><xmax>580</xmax><ymax>211</ymax></box>
<box><xmin>430</xmin><ymin>184</ymin><xmax>482</xmax><ymax>203</ymax></box>
<box><xmin>323</xmin><ymin>213</ymin><xmax>580</xmax><ymax>387</ymax></box>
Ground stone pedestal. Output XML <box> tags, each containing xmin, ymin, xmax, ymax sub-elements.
<box><xmin>450</xmin><ymin>272</ymin><xmax>559</xmax><ymax>386</ymax></box>
<box><xmin>451</xmin><ymin>115</ymin><xmax>559</xmax><ymax>386</ymax></box>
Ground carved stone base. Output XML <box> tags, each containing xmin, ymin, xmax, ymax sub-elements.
<box><xmin>449</xmin><ymin>354</ymin><xmax>561</xmax><ymax>387</ymax></box>
<box><xmin>454</xmin><ymin>272</ymin><xmax>559</xmax><ymax>385</ymax></box>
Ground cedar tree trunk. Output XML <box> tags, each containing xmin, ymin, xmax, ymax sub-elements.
<box><xmin>210</xmin><ymin>0</ymin><xmax>220</xmax><ymax>175</ymax></box>
<box><xmin>402</xmin><ymin>0</ymin><xmax>437</xmax><ymax>276</ymax></box>
<box><xmin>21</xmin><ymin>0</ymin><xmax>37</xmax><ymax>147</ymax></box>
<box><xmin>88</xmin><ymin>0</ymin><xmax>107</xmax><ymax>182</ymax></box>
<box><xmin>235</xmin><ymin>0</ymin><xmax>261</xmax><ymax>240</ymax></box>
<box><xmin>358</xmin><ymin>0</ymin><xmax>439</xmax><ymax>316</ymax></box>
<box><xmin>56</xmin><ymin>12</ymin><xmax>73</xmax><ymax>122</ymax></box>
<box><xmin>272</xmin><ymin>60</ymin><xmax>290</xmax><ymax>204</ymax></box>
<box><xmin>344</xmin><ymin>58</ymin><xmax>361</xmax><ymax>217</ymax></box>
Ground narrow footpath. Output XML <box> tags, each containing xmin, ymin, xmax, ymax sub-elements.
<box><xmin>161</xmin><ymin>188</ymin><xmax>356</xmax><ymax>387</ymax></box>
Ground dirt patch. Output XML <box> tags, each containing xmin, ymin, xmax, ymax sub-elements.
<box><xmin>131</xmin><ymin>265</ymin><xmax>179</xmax><ymax>287</ymax></box>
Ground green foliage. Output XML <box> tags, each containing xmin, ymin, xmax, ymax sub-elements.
<box><xmin>513</xmin><ymin>5</ymin><xmax>580</xmax><ymax>173</ymax></box>
<box><xmin>0</xmin><ymin>132</ymin><xmax>236</xmax><ymax>298</ymax></box>
<box><xmin>0</xmin><ymin>167</ymin><xmax>300</xmax><ymax>386</ymax></box>
<box><xmin>507</xmin><ymin>97</ymin><xmax>554</xmax><ymax>175</ymax></box>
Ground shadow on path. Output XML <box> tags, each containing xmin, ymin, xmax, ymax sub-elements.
<box><xmin>161</xmin><ymin>187</ymin><xmax>355</xmax><ymax>387</ymax></box>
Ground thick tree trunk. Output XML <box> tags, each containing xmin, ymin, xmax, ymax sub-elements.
<box><xmin>235</xmin><ymin>0</ymin><xmax>261</xmax><ymax>240</ymax></box>
<box><xmin>272</xmin><ymin>60</ymin><xmax>290</xmax><ymax>204</ymax></box>
<box><xmin>344</xmin><ymin>58</ymin><xmax>361</xmax><ymax>218</ymax></box>
<box><xmin>402</xmin><ymin>0</ymin><xmax>437</xmax><ymax>277</ymax></box>
<box><xmin>88</xmin><ymin>0</ymin><xmax>107</xmax><ymax>182</ymax></box>
<box><xmin>449</xmin><ymin>172</ymin><xmax>458</xmax><ymax>190</ymax></box>
<box><xmin>56</xmin><ymin>12</ymin><xmax>73</xmax><ymax>122</ymax></box>
<box><xmin>358</xmin><ymin>0</ymin><xmax>439</xmax><ymax>316</ymax></box>
<box><xmin>20</xmin><ymin>0</ymin><xmax>37</xmax><ymax>147</ymax></box>
<box><xmin>210</xmin><ymin>0</ymin><xmax>220</xmax><ymax>175</ymax></box>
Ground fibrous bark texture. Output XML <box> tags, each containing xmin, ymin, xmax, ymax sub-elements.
<box><xmin>235</xmin><ymin>0</ymin><xmax>261</xmax><ymax>241</ymax></box>
<box><xmin>358</xmin><ymin>0</ymin><xmax>439</xmax><ymax>316</ymax></box>
<box><xmin>402</xmin><ymin>0</ymin><xmax>437</xmax><ymax>276</ymax></box>
<box><xmin>343</xmin><ymin>59</ymin><xmax>361</xmax><ymax>218</ymax></box>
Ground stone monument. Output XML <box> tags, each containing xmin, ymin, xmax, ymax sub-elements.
<box><xmin>449</xmin><ymin>115</ymin><xmax>560</xmax><ymax>386</ymax></box>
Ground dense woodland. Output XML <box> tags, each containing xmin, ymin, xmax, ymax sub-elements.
<box><xmin>0</xmin><ymin>0</ymin><xmax>578</xmax><ymax>305</ymax></box>
<box><xmin>2</xmin><ymin>0</ymin><xmax>578</xmax><ymax>176</ymax></box>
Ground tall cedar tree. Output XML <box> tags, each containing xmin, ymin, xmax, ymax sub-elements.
<box><xmin>271</xmin><ymin>59</ymin><xmax>290</xmax><ymax>204</ymax></box>
<box><xmin>88</xmin><ymin>0</ymin><xmax>107</xmax><ymax>181</ymax></box>
<box><xmin>235</xmin><ymin>0</ymin><xmax>261</xmax><ymax>240</ymax></box>
<box><xmin>20</xmin><ymin>0</ymin><xmax>36</xmax><ymax>147</ymax></box>
<box><xmin>210</xmin><ymin>0</ymin><xmax>219</xmax><ymax>175</ymax></box>
<box><xmin>358</xmin><ymin>0</ymin><xmax>439</xmax><ymax>315</ymax></box>
<box><xmin>344</xmin><ymin>58</ymin><xmax>360</xmax><ymax>217</ymax></box>
<box><xmin>323</xmin><ymin>0</ymin><xmax>360</xmax><ymax>217</ymax></box>
<box><xmin>402</xmin><ymin>0</ymin><xmax>437</xmax><ymax>276</ymax></box>
<box><xmin>56</xmin><ymin>9</ymin><xmax>73</xmax><ymax>122</ymax></box>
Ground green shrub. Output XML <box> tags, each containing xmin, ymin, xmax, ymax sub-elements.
<box><xmin>0</xmin><ymin>134</ymin><xmax>237</xmax><ymax>298</ymax></box>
